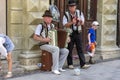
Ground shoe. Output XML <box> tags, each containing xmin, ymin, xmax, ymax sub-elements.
<box><xmin>68</xmin><ymin>65</ymin><xmax>74</xmax><ymax>69</ymax></box>
<box><xmin>59</xmin><ymin>68</ymin><xmax>66</xmax><ymax>72</ymax></box>
<box><xmin>4</xmin><ymin>72</ymin><xmax>13</xmax><ymax>78</ymax></box>
<box><xmin>81</xmin><ymin>64</ymin><xmax>90</xmax><ymax>69</ymax></box>
<box><xmin>52</xmin><ymin>70</ymin><xmax>61</xmax><ymax>75</ymax></box>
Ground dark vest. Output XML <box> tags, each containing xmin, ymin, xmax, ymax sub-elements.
<box><xmin>65</xmin><ymin>10</ymin><xmax>81</xmax><ymax>33</ymax></box>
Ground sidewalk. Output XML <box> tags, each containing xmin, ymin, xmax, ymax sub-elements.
<box><xmin>4</xmin><ymin>59</ymin><xmax>120</xmax><ymax>80</ymax></box>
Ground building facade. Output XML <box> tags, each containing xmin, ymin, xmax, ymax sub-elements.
<box><xmin>0</xmin><ymin>0</ymin><xmax>120</xmax><ymax>70</ymax></box>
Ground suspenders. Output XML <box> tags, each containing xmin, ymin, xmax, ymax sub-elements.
<box><xmin>40</xmin><ymin>23</ymin><xmax>54</xmax><ymax>37</ymax></box>
<box><xmin>64</xmin><ymin>10</ymin><xmax>81</xmax><ymax>33</ymax></box>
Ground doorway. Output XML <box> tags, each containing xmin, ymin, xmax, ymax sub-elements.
<box><xmin>51</xmin><ymin>0</ymin><xmax>98</xmax><ymax>53</ymax></box>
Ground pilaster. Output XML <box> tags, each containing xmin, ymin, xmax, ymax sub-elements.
<box><xmin>19</xmin><ymin>50</ymin><xmax>41</xmax><ymax>70</ymax></box>
<box><xmin>7</xmin><ymin>0</ymin><xmax>24</xmax><ymax>61</ymax></box>
<box><xmin>19</xmin><ymin>0</ymin><xmax>50</xmax><ymax>70</ymax></box>
<box><xmin>96</xmin><ymin>0</ymin><xmax>120</xmax><ymax>60</ymax></box>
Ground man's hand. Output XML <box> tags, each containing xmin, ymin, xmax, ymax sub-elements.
<box><xmin>44</xmin><ymin>37</ymin><xmax>51</xmax><ymax>42</ymax></box>
<box><xmin>88</xmin><ymin>41</ymin><xmax>91</xmax><ymax>45</ymax></box>
<box><xmin>72</xmin><ymin>17</ymin><xmax>77</xmax><ymax>24</ymax></box>
<box><xmin>76</xmin><ymin>18</ymin><xmax>84</xmax><ymax>26</ymax></box>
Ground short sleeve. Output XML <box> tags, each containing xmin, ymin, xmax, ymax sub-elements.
<box><xmin>35</xmin><ymin>24</ymin><xmax>42</xmax><ymax>36</ymax></box>
<box><xmin>88</xmin><ymin>28</ymin><xmax>93</xmax><ymax>34</ymax></box>
<box><xmin>63</xmin><ymin>15</ymin><xmax>68</xmax><ymax>26</ymax></box>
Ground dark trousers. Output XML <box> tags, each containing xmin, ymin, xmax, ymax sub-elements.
<box><xmin>67</xmin><ymin>32</ymin><xmax>86</xmax><ymax>67</ymax></box>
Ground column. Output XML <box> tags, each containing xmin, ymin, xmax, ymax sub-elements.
<box><xmin>19</xmin><ymin>0</ymin><xmax>50</xmax><ymax>70</ymax></box>
<box><xmin>96</xmin><ymin>0</ymin><xmax>120</xmax><ymax>60</ymax></box>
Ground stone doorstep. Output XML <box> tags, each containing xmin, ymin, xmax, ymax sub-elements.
<box><xmin>63</xmin><ymin>53</ymin><xmax>102</xmax><ymax>67</ymax></box>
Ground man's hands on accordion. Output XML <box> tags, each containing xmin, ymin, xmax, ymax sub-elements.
<box><xmin>43</xmin><ymin>37</ymin><xmax>51</xmax><ymax>43</ymax></box>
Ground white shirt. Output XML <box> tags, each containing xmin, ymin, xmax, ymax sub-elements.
<box><xmin>0</xmin><ymin>36</ymin><xmax>7</xmax><ymax>57</ymax></box>
<box><xmin>63</xmin><ymin>10</ymin><xmax>85</xmax><ymax>31</ymax></box>
<box><xmin>0</xmin><ymin>37</ymin><xmax>5</xmax><ymax>44</ymax></box>
<box><xmin>35</xmin><ymin>24</ymin><xmax>54</xmax><ymax>38</ymax></box>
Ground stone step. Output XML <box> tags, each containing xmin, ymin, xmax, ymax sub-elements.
<box><xmin>64</xmin><ymin>53</ymin><xmax>102</xmax><ymax>67</ymax></box>
<box><xmin>0</xmin><ymin>53</ymin><xmax>102</xmax><ymax>76</ymax></box>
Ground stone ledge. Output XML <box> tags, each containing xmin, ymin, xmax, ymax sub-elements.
<box><xmin>96</xmin><ymin>47</ymin><xmax>120</xmax><ymax>60</ymax></box>
<box><xmin>19</xmin><ymin>65</ymin><xmax>39</xmax><ymax>71</ymax></box>
<box><xmin>19</xmin><ymin>50</ymin><xmax>41</xmax><ymax>59</ymax></box>
<box><xmin>19</xmin><ymin>53</ymin><xmax>41</xmax><ymax>59</ymax></box>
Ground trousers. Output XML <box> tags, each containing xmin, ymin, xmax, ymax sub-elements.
<box><xmin>40</xmin><ymin>44</ymin><xmax>69</xmax><ymax>70</ymax></box>
<box><xmin>67</xmin><ymin>32</ymin><xmax>86</xmax><ymax>67</ymax></box>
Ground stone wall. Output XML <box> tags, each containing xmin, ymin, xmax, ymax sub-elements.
<box><xmin>96</xmin><ymin>0</ymin><xmax>120</xmax><ymax>59</ymax></box>
<box><xmin>7</xmin><ymin>0</ymin><xmax>50</xmax><ymax>70</ymax></box>
<box><xmin>7</xmin><ymin>0</ymin><xmax>24</xmax><ymax>61</ymax></box>
<box><xmin>7</xmin><ymin>0</ymin><xmax>120</xmax><ymax>70</ymax></box>
<box><xmin>0</xmin><ymin>0</ymin><xmax>6</xmax><ymax>34</ymax></box>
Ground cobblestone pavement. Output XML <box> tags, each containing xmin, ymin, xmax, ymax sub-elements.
<box><xmin>1</xmin><ymin>59</ymin><xmax>120</xmax><ymax>80</ymax></box>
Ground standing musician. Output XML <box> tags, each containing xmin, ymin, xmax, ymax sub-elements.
<box><xmin>63</xmin><ymin>0</ymin><xmax>90</xmax><ymax>69</ymax></box>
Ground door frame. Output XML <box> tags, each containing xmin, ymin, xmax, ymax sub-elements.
<box><xmin>82</xmin><ymin>0</ymin><xmax>97</xmax><ymax>53</ymax></box>
<box><xmin>117</xmin><ymin>0</ymin><xmax>120</xmax><ymax>47</ymax></box>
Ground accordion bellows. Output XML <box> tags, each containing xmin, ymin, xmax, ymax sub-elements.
<box><xmin>57</xmin><ymin>29</ymin><xmax>68</xmax><ymax>48</ymax></box>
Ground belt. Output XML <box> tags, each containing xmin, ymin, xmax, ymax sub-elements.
<box><xmin>72</xmin><ymin>30</ymin><xmax>82</xmax><ymax>33</ymax></box>
<box><xmin>78</xmin><ymin>30</ymin><xmax>82</xmax><ymax>33</ymax></box>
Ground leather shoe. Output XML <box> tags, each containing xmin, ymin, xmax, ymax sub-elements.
<box><xmin>81</xmin><ymin>64</ymin><xmax>90</xmax><ymax>69</ymax></box>
<box><xmin>68</xmin><ymin>65</ymin><xmax>74</xmax><ymax>69</ymax></box>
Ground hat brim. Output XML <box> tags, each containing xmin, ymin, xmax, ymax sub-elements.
<box><xmin>68</xmin><ymin>3</ymin><xmax>76</xmax><ymax>6</ymax></box>
<box><xmin>42</xmin><ymin>15</ymin><xmax>53</xmax><ymax>18</ymax></box>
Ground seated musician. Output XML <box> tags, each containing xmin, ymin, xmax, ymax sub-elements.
<box><xmin>33</xmin><ymin>10</ymin><xmax>69</xmax><ymax>75</ymax></box>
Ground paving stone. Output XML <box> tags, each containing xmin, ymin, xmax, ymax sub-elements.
<box><xmin>5</xmin><ymin>59</ymin><xmax>120</xmax><ymax>80</ymax></box>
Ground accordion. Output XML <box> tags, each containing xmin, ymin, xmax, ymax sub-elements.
<box><xmin>57</xmin><ymin>29</ymin><xmax>68</xmax><ymax>48</ymax></box>
<box><xmin>48</xmin><ymin>30</ymin><xmax>58</xmax><ymax>46</ymax></box>
<box><xmin>48</xmin><ymin>29</ymin><xmax>68</xmax><ymax>48</ymax></box>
